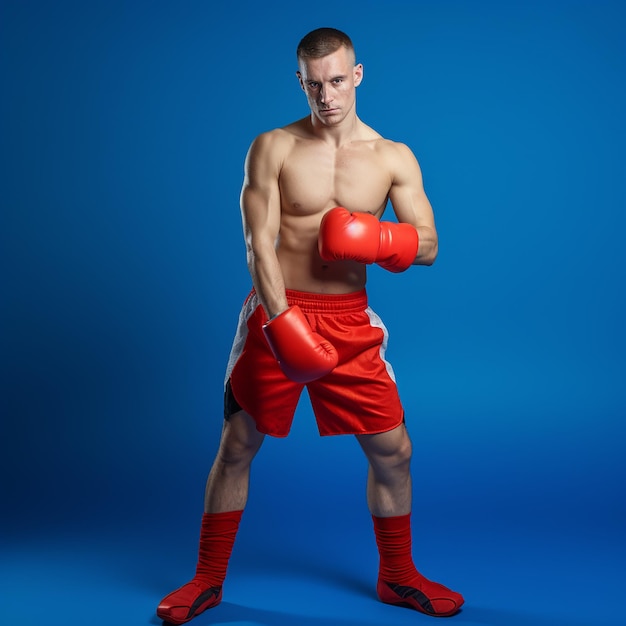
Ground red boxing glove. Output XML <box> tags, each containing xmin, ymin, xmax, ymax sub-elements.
<box><xmin>263</xmin><ymin>305</ymin><xmax>338</xmax><ymax>383</ymax></box>
<box><xmin>318</xmin><ymin>207</ymin><xmax>419</xmax><ymax>273</ymax></box>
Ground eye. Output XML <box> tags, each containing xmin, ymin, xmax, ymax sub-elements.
<box><xmin>307</xmin><ymin>82</ymin><xmax>320</xmax><ymax>90</ymax></box>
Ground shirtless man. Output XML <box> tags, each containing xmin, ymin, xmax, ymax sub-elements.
<box><xmin>156</xmin><ymin>27</ymin><xmax>464</xmax><ymax>624</ymax></box>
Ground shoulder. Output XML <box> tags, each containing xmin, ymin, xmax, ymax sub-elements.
<box><xmin>373</xmin><ymin>139</ymin><xmax>424</xmax><ymax>188</ymax></box>
<box><xmin>243</xmin><ymin>128</ymin><xmax>291</xmax><ymax>178</ymax></box>
<box><xmin>248</xmin><ymin>127</ymin><xmax>290</xmax><ymax>155</ymax></box>
<box><xmin>249</xmin><ymin>118</ymin><xmax>310</xmax><ymax>151</ymax></box>
<box><xmin>245</xmin><ymin>121</ymin><xmax>309</xmax><ymax>167</ymax></box>
<box><xmin>358</xmin><ymin>120</ymin><xmax>418</xmax><ymax>164</ymax></box>
<box><xmin>377</xmin><ymin>138</ymin><xmax>421</xmax><ymax>174</ymax></box>
<box><xmin>376</xmin><ymin>137</ymin><xmax>417</xmax><ymax>161</ymax></box>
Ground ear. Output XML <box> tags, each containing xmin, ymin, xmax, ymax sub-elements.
<box><xmin>296</xmin><ymin>70</ymin><xmax>306</xmax><ymax>92</ymax></box>
<box><xmin>353</xmin><ymin>63</ymin><xmax>363</xmax><ymax>87</ymax></box>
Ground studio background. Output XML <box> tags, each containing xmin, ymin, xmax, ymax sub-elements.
<box><xmin>2</xmin><ymin>1</ymin><xmax>624</xmax><ymax>625</ymax></box>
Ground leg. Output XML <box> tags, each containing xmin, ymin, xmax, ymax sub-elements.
<box><xmin>357</xmin><ymin>424</ymin><xmax>464</xmax><ymax>618</ymax></box>
<box><xmin>205</xmin><ymin>409</ymin><xmax>265</xmax><ymax>513</ymax></box>
<box><xmin>356</xmin><ymin>422</ymin><xmax>413</xmax><ymax>517</ymax></box>
<box><xmin>157</xmin><ymin>410</ymin><xmax>264</xmax><ymax>625</ymax></box>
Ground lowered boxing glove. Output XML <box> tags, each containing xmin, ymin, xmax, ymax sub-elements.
<box><xmin>318</xmin><ymin>206</ymin><xmax>419</xmax><ymax>273</ymax></box>
<box><xmin>263</xmin><ymin>305</ymin><xmax>338</xmax><ymax>383</ymax></box>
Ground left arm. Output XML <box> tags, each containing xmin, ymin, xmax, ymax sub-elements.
<box><xmin>387</xmin><ymin>142</ymin><xmax>438</xmax><ymax>266</ymax></box>
<box><xmin>318</xmin><ymin>142</ymin><xmax>437</xmax><ymax>272</ymax></box>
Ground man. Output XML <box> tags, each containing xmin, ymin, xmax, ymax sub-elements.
<box><xmin>157</xmin><ymin>27</ymin><xmax>464</xmax><ymax>624</ymax></box>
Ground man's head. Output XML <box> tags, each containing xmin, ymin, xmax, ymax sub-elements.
<box><xmin>296</xmin><ymin>27</ymin><xmax>356</xmax><ymax>66</ymax></box>
<box><xmin>296</xmin><ymin>28</ymin><xmax>363</xmax><ymax>127</ymax></box>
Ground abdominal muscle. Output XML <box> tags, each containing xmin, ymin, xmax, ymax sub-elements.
<box><xmin>272</xmin><ymin>125</ymin><xmax>390</xmax><ymax>295</ymax></box>
<box><xmin>276</xmin><ymin>210</ymin><xmax>367</xmax><ymax>295</ymax></box>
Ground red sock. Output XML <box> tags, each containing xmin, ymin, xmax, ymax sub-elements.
<box><xmin>157</xmin><ymin>510</ymin><xmax>243</xmax><ymax>625</ymax></box>
<box><xmin>373</xmin><ymin>513</ymin><xmax>464</xmax><ymax>617</ymax></box>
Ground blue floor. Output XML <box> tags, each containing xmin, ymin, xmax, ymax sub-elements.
<box><xmin>3</xmin><ymin>414</ymin><xmax>625</xmax><ymax>626</ymax></box>
<box><xmin>3</xmin><ymin>510</ymin><xmax>624</xmax><ymax>626</ymax></box>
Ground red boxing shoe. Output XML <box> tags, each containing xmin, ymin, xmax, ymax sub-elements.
<box><xmin>156</xmin><ymin>511</ymin><xmax>243</xmax><ymax>624</ymax></box>
<box><xmin>373</xmin><ymin>513</ymin><xmax>464</xmax><ymax>617</ymax></box>
<box><xmin>157</xmin><ymin>581</ymin><xmax>222</xmax><ymax>624</ymax></box>
<box><xmin>377</xmin><ymin>576</ymin><xmax>464</xmax><ymax>617</ymax></box>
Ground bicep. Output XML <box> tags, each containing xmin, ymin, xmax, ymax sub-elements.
<box><xmin>240</xmin><ymin>134</ymin><xmax>282</xmax><ymax>251</ymax></box>
<box><xmin>387</xmin><ymin>143</ymin><xmax>436</xmax><ymax>230</ymax></box>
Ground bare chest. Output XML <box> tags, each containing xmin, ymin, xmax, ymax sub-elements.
<box><xmin>279</xmin><ymin>142</ymin><xmax>391</xmax><ymax>215</ymax></box>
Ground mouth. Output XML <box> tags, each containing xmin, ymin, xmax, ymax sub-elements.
<box><xmin>319</xmin><ymin>108</ymin><xmax>339</xmax><ymax>115</ymax></box>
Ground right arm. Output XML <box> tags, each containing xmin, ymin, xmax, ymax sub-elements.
<box><xmin>240</xmin><ymin>132</ymin><xmax>288</xmax><ymax>318</ymax></box>
<box><xmin>240</xmin><ymin>131</ymin><xmax>338</xmax><ymax>383</ymax></box>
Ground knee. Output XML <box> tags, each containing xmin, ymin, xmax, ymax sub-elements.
<box><xmin>397</xmin><ymin>434</ymin><xmax>413</xmax><ymax>466</ymax></box>
<box><xmin>218</xmin><ymin>436</ymin><xmax>257</xmax><ymax>468</ymax></box>
<box><xmin>391</xmin><ymin>435</ymin><xmax>412</xmax><ymax>471</ymax></box>
<box><xmin>372</xmin><ymin>433</ymin><xmax>413</xmax><ymax>476</ymax></box>
<box><xmin>218</xmin><ymin>415</ymin><xmax>263</xmax><ymax>467</ymax></box>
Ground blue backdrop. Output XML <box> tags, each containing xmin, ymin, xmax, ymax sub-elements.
<box><xmin>2</xmin><ymin>1</ymin><xmax>625</xmax><ymax>625</ymax></box>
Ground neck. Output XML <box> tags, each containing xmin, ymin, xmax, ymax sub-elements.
<box><xmin>309</xmin><ymin>113</ymin><xmax>361</xmax><ymax>146</ymax></box>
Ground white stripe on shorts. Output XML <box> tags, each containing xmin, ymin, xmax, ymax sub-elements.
<box><xmin>364</xmin><ymin>306</ymin><xmax>397</xmax><ymax>383</ymax></box>
<box><xmin>224</xmin><ymin>292</ymin><xmax>260</xmax><ymax>387</ymax></box>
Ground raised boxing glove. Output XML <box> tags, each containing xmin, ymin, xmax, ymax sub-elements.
<box><xmin>318</xmin><ymin>206</ymin><xmax>419</xmax><ymax>273</ymax></box>
<box><xmin>263</xmin><ymin>305</ymin><xmax>338</xmax><ymax>383</ymax></box>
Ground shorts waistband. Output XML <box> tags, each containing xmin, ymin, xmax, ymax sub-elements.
<box><xmin>250</xmin><ymin>288</ymin><xmax>368</xmax><ymax>314</ymax></box>
<box><xmin>286</xmin><ymin>289</ymin><xmax>368</xmax><ymax>313</ymax></box>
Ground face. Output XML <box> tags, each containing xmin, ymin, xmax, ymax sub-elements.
<box><xmin>297</xmin><ymin>47</ymin><xmax>363</xmax><ymax>126</ymax></box>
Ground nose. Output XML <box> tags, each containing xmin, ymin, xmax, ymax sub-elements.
<box><xmin>319</xmin><ymin>83</ymin><xmax>334</xmax><ymax>105</ymax></box>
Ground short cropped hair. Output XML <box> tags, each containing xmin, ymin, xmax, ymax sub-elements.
<box><xmin>296</xmin><ymin>27</ymin><xmax>355</xmax><ymax>62</ymax></box>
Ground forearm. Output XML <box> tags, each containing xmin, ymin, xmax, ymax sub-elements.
<box><xmin>247</xmin><ymin>242</ymin><xmax>289</xmax><ymax>318</ymax></box>
<box><xmin>413</xmin><ymin>225</ymin><xmax>438</xmax><ymax>266</ymax></box>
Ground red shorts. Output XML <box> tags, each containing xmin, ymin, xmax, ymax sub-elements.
<box><xmin>225</xmin><ymin>289</ymin><xmax>404</xmax><ymax>437</ymax></box>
